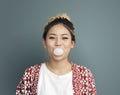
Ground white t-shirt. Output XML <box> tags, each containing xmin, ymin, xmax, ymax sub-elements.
<box><xmin>37</xmin><ymin>63</ymin><xmax>73</xmax><ymax>95</ymax></box>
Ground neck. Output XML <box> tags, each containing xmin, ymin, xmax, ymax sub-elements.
<box><xmin>46</xmin><ymin>59</ymin><xmax>72</xmax><ymax>75</ymax></box>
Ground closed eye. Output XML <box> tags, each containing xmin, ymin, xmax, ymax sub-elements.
<box><xmin>49</xmin><ymin>36</ymin><xmax>55</xmax><ymax>39</ymax></box>
<box><xmin>62</xmin><ymin>37</ymin><xmax>69</xmax><ymax>40</ymax></box>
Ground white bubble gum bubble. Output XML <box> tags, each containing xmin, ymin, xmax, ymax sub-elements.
<box><xmin>53</xmin><ymin>48</ymin><xmax>64</xmax><ymax>56</ymax></box>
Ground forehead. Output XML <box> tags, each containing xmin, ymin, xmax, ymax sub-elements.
<box><xmin>47</xmin><ymin>24</ymin><xmax>71</xmax><ymax>35</ymax></box>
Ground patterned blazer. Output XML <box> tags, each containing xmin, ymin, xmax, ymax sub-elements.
<box><xmin>16</xmin><ymin>63</ymin><xmax>97</xmax><ymax>95</ymax></box>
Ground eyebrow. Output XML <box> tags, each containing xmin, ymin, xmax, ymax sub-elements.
<box><xmin>48</xmin><ymin>33</ymin><xmax>69</xmax><ymax>36</ymax></box>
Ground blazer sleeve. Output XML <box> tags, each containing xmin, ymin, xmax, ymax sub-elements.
<box><xmin>87</xmin><ymin>69</ymin><xmax>97</xmax><ymax>95</ymax></box>
<box><xmin>16</xmin><ymin>67</ymin><xmax>34</xmax><ymax>95</ymax></box>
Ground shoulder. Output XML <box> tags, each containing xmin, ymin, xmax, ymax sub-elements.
<box><xmin>23</xmin><ymin>63</ymin><xmax>43</xmax><ymax>75</ymax></box>
<box><xmin>72</xmin><ymin>63</ymin><xmax>89</xmax><ymax>71</ymax></box>
<box><xmin>72</xmin><ymin>63</ymin><xmax>94</xmax><ymax>76</ymax></box>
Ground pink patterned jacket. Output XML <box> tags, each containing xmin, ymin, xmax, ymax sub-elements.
<box><xmin>16</xmin><ymin>63</ymin><xmax>97</xmax><ymax>95</ymax></box>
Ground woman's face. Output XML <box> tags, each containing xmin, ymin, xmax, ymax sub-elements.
<box><xmin>44</xmin><ymin>24</ymin><xmax>75</xmax><ymax>61</ymax></box>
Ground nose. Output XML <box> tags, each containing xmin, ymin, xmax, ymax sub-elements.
<box><xmin>55</xmin><ymin>38</ymin><xmax>62</xmax><ymax>46</ymax></box>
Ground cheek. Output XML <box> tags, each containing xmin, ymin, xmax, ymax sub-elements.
<box><xmin>45</xmin><ymin>40</ymin><xmax>54</xmax><ymax>48</ymax></box>
<box><xmin>63</xmin><ymin>44</ymin><xmax>72</xmax><ymax>54</ymax></box>
<box><xmin>45</xmin><ymin>41</ymin><xmax>54</xmax><ymax>54</ymax></box>
<box><xmin>63</xmin><ymin>41</ymin><xmax>73</xmax><ymax>48</ymax></box>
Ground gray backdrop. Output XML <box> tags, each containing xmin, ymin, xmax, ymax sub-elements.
<box><xmin>0</xmin><ymin>0</ymin><xmax>120</xmax><ymax>95</ymax></box>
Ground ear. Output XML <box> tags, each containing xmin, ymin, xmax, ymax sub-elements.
<box><xmin>43</xmin><ymin>40</ymin><xmax>46</xmax><ymax>48</ymax></box>
<box><xmin>71</xmin><ymin>41</ymin><xmax>75</xmax><ymax>48</ymax></box>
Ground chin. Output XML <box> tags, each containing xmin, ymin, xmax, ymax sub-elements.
<box><xmin>51</xmin><ymin>55</ymin><xmax>67</xmax><ymax>62</ymax></box>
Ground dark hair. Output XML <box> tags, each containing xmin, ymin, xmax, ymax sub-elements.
<box><xmin>43</xmin><ymin>18</ymin><xmax>76</xmax><ymax>42</ymax></box>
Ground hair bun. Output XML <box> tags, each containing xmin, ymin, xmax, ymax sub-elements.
<box><xmin>48</xmin><ymin>13</ymin><xmax>71</xmax><ymax>23</ymax></box>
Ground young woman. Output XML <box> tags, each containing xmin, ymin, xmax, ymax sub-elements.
<box><xmin>16</xmin><ymin>13</ymin><xmax>97</xmax><ymax>95</ymax></box>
